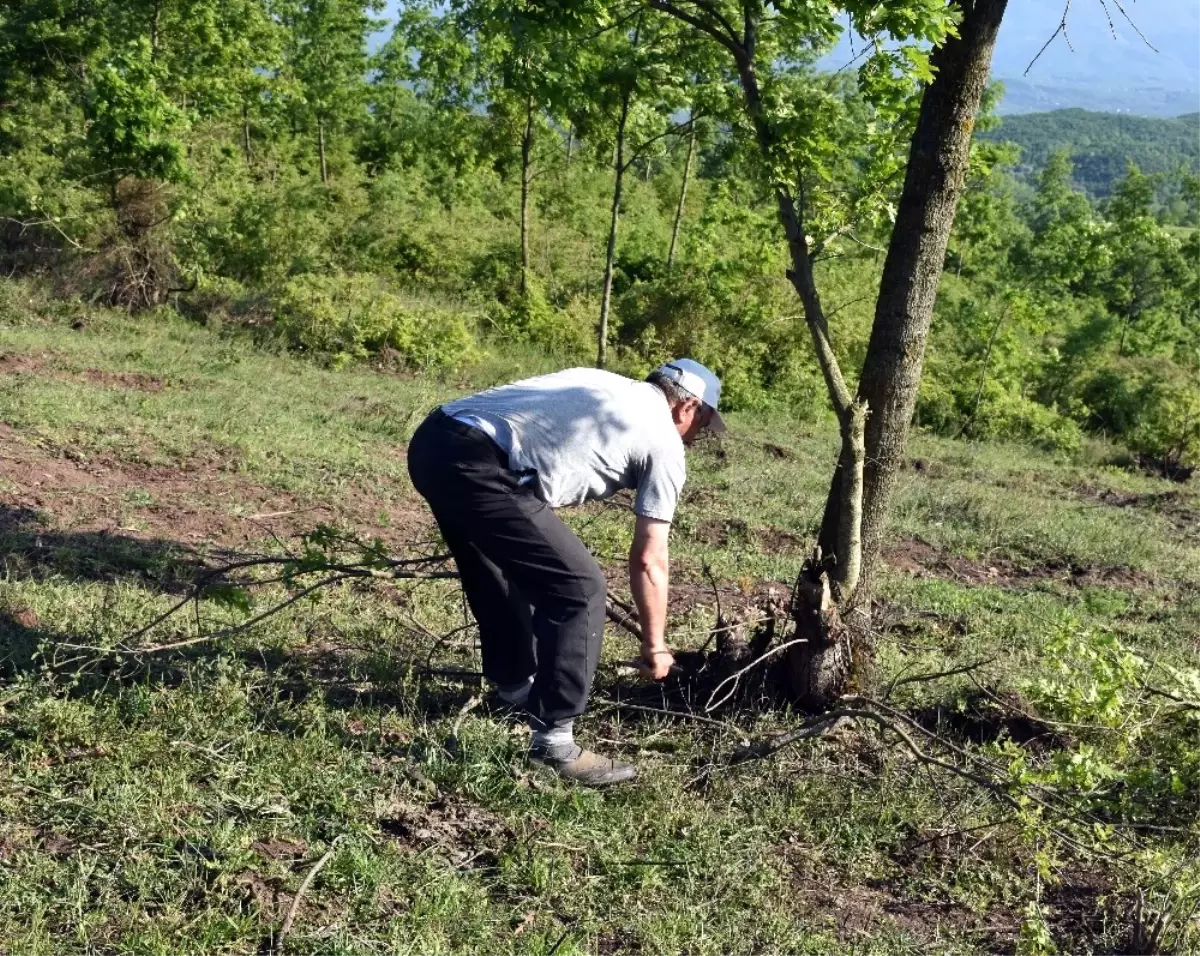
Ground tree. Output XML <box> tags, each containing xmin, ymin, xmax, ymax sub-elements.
<box><xmin>278</xmin><ymin>0</ymin><xmax>382</xmax><ymax>184</ymax></box>
<box><xmin>1015</xmin><ymin>149</ymin><xmax>1106</xmax><ymax>296</ymax></box>
<box><xmin>566</xmin><ymin>0</ymin><xmax>1010</xmax><ymax>706</ymax></box>
<box><xmin>562</xmin><ymin>12</ymin><xmax>697</xmax><ymax>367</ymax></box>
<box><xmin>84</xmin><ymin>37</ymin><xmax>189</xmax><ymax>195</ymax></box>
<box><xmin>1099</xmin><ymin>164</ymin><xmax>1196</xmax><ymax>359</ymax></box>
<box><xmin>666</xmin><ymin>109</ymin><xmax>700</xmax><ymax>269</ymax></box>
<box><xmin>392</xmin><ymin>0</ymin><xmax>568</xmax><ymax>298</ymax></box>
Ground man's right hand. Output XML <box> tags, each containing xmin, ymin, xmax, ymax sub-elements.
<box><xmin>637</xmin><ymin>645</ymin><xmax>677</xmax><ymax>680</ymax></box>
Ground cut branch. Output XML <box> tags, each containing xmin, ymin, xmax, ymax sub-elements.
<box><xmin>275</xmin><ymin>841</ymin><xmax>340</xmax><ymax>955</ymax></box>
<box><xmin>832</xmin><ymin>399</ymin><xmax>867</xmax><ymax>602</ymax></box>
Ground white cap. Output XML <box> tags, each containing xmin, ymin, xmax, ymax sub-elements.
<box><xmin>654</xmin><ymin>358</ymin><xmax>726</xmax><ymax>433</ymax></box>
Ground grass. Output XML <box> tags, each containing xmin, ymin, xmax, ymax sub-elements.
<box><xmin>1</xmin><ymin>293</ymin><xmax>1198</xmax><ymax>954</ymax></box>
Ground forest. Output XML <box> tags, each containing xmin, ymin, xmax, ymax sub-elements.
<box><xmin>981</xmin><ymin>108</ymin><xmax>1200</xmax><ymax>209</ymax></box>
<box><xmin>2</xmin><ymin>0</ymin><xmax>1196</xmax><ymax>476</ymax></box>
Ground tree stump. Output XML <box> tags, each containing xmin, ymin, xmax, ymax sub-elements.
<box><xmin>784</xmin><ymin>561</ymin><xmax>854</xmax><ymax>712</ymax></box>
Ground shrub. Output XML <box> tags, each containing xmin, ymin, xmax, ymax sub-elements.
<box><xmin>271</xmin><ymin>272</ymin><xmax>478</xmax><ymax>370</ymax></box>
<box><xmin>1076</xmin><ymin>357</ymin><xmax>1199</xmax><ymax>474</ymax></box>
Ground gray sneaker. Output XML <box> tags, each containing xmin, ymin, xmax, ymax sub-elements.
<box><xmin>528</xmin><ymin>746</ymin><xmax>638</xmax><ymax>787</ymax></box>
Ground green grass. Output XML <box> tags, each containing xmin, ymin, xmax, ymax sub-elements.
<box><xmin>1</xmin><ymin>293</ymin><xmax>1198</xmax><ymax>954</ymax></box>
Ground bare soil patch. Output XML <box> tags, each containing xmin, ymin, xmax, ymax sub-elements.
<box><xmin>1075</xmin><ymin>482</ymin><xmax>1200</xmax><ymax>540</ymax></box>
<box><xmin>251</xmin><ymin>837</ymin><xmax>310</xmax><ymax>862</ymax></box>
<box><xmin>0</xmin><ymin>351</ymin><xmax>55</xmax><ymax>375</ymax></box>
<box><xmin>378</xmin><ymin>794</ymin><xmax>510</xmax><ymax>870</ymax></box>
<box><xmin>0</xmin><ymin>423</ymin><xmax>432</xmax><ymax>561</ymax></box>
<box><xmin>884</xmin><ymin>538</ymin><xmax>1155</xmax><ymax>591</ymax></box>
<box><xmin>692</xmin><ymin>517</ymin><xmax>804</xmax><ymax>554</ymax></box>
<box><xmin>77</xmin><ymin>368</ymin><xmax>165</xmax><ymax>392</ymax></box>
<box><xmin>0</xmin><ymin>349</ymin><xmax>165</xmax><ymax>392</ymax></box>
<box><xmin>785</xmin><ymin>854</ymin><xmax>986</xmax><ymax>946</ymax></box>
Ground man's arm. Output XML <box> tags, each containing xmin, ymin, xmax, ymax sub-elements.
<box><xmin>629</xmin><ymin>515</ymin><xmax>675</xmax><ymax>679</ymax></box>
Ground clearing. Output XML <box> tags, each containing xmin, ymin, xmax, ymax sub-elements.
<box><xmin>1</xmin><ymin>305</ymin><xmax>1198</xmax><ymax>954</ymax></box>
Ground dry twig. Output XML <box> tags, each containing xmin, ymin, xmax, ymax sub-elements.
<box><xmin>275</xmin><ymin>840</ymin><xmax>341</xmax><ymax>955</ymax></box>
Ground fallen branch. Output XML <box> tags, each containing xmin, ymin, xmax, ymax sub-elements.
<box><xmin>884</xmin><ymin>657</ymin><xmax>995</xmax><ymax>699</ymax></box>
<box><xmin>275</xmin><ymin>840</ymin><xmax>341</xmax><ymax>955</ymax></box>
<box><xmin>595</xmin><ymin>697</ymin><xmax>738</xmax><ymax>731</ymax></box>
<box><xmin>704</xmin><ymin>638</ymin><xmax>807</xmax><ymax>712</ymax></box>
<box><xmin>125</xmin><ymin>573</ymin><xmax>353</xmax><ymax>654</ymax></box>
<box><xmin>606</xmin><ymin>592</ymin><xmax>644</xmax><ymax>641</ymax></box>
<box><xmin>1145</xmin><ymin>685</ymin><xmax>1200</xmax><ymax>711</ymax></box>
<box><xmin>108</xmin><ymin>528</ymin><xmax>459</xmax><ymax>657</ymax></box>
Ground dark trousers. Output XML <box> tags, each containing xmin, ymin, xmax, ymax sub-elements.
<box><xmin>407</xmin><ymin>409</ymin><xmax>606</xmax><ymax>727</ymax></box>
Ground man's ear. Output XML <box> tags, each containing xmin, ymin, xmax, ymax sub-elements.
<box><xmin>670</xmin><ymin>399</ymin><xmax>697</xmax><ymax>425</ymax></box>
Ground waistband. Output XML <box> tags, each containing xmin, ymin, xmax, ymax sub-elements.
<box><xmin>427</xmin><ymin>407</ymin><xmax>510</xmax><ymax>463</ymax></box>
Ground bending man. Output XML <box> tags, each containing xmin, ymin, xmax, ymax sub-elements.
<box><xmin>407</xmin><ymin>360</ymin><xmax>724</xmax><ymax>786</ymax></box>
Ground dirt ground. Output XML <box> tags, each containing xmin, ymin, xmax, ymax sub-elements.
<box><xmin>0</xmin><ymin>420</ymin><xmax>433</xmax><ymax>549</ymax></box>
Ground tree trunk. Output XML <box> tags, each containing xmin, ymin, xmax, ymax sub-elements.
<box><xmin>317</xmin><ymin>119</ymin><xmax>329</xmax><ymax>185</ymax></box>
<box><xmin>961</xmin><ymin>302</ymin><xmax>1009</xmax><ymax>435</ymax></box>
<box><xmin>565</xmin><ymin>126</ymin><xmax>574</xmax><ymax>166</ymax></box>
<box><xmin>814</xmin><ymin>0</ymin><xmax>1009</xmax><ymax>619</ymax></box>
<box><xmin>732</xmin><ymin>0</ymin><xmax>1008</xmax><ymax>709</ymax></box>
<box><xmin>242</xmin><ymin>103</ymin><xmax>252</xmax><ymax>165</ymax></box>
<box><xmin>520</xmin><ymin>97</ymin><xmax>534</xmax><ymax>297</ymax></box>
<box><xmin>667</xmin><ymin>118</ymin><xmax>695</xmax><ymax>270</ymax></box>
<box><xmin>597</xmin><ymin>89</ymin><xmax>630</xmax><ymax>369</ymax></box>
<box><xmin>1118</xmin><ymin>299</ymin><xmax>1136</xmax><ymax>356</ymax></box>
<box><xmin>150</xmin><ymin>0</ymin><xmax>162</xmax><ymax>61</ymax></box>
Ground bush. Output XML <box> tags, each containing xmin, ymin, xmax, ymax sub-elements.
<box><xmin>1075</xmin><ymin>357</ymin><xmax>1199</xmax><ymax>474</ymax></box>
<box><xmin>271</xmin><ymin>272</ymin><xmax>478</xmax><ymax>370</ymax></box>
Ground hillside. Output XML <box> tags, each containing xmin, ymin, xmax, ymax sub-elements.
<box><xmin>2</xmin><ymin>296</ymin><xmax>1198</xmax><ymax>952</ymax></box>
<box><xmin>980</xmin><ymin>108</ymin><xmax>1200</xmax><ymax>198</ymax></box>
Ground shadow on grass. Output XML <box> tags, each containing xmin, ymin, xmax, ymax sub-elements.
<box><xmin>1</xmin><ymin>504</ymin><xmax>213</xmax><ymax>594</ymax></box>
<box><xmin>0</xmin><ymin>597</ymin><xmax>481</xmax><ymax>735</ymax></box>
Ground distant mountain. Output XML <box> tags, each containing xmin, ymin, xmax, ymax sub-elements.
<box><xmin>979</xmin><ymin>109</ymin><xmax>1200</xmax><ymax>198</ymax></box>
<box><xmin>990</xmin><ymin>0</ymin><xmax>1199</xmax><ymax>116</ymax></box>
<box><xmin>819</xmin><ymin>0</ymin><xmax>1199</xmax><ymax>117</ymax></box>
<box><xmin>994</xmin><ymin>77</ymin><xmax>1197</xmax><ymax>117</ymax></box>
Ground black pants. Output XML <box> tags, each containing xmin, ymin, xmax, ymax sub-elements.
<box><xmin>407</xmin><ymin>409</ymin><xmax>606</xmax><ymax>727</ymax></box>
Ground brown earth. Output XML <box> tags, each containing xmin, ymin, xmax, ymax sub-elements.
<box><xmin>251</xmin><ymin>837</ymin><xmax>310</xmax><ymax>862</ymax></box>
<box><xmin>0</xmin><ymin>422</ymin><xmax>432</xmax><ymax>555</ymax></box>
<box><xmin>77</xmin><ymin>368</ymin><xmax>165</xmax><ymax>392</ymax></box>
<box><xmin>1074</xmin><ymin>482</ymin><xmax>1200</xmax><ymax>541</ymax></box>
<box><xmin>693</xmin><ymin>517</ymin><xmax>805</xmax><ymax>554</ymax></box>
<box><xmin>784</xmin><ymin>847</ymin><xmax>999</xmax><ymax>948</ymax></box>
<box><xmin>377</xmin><ymin>793</ymin><xmax>510</xmax><ymax>871</ymax></box>
<box><xmin>0</xmin><ymin>350</ymin><xmax>164</xmax><ymax>392</ymax></box>
<box><xmin>883</xmin><ymin>537</ymin><xmax>1155</xmax><ymax>591</ymax></box>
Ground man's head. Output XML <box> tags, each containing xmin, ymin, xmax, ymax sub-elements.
<box><xmin>647</xmin><ymin>359</ymin><xmax>726</xmax><ymax>445</ymax></box>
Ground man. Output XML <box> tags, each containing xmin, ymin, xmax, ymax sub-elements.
<box><xmin>407</xmin><ymin>359</ymin><xmax>724</xmax><ymax>787</ymax></box>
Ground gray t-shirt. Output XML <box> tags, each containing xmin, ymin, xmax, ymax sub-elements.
<box><xmin>442</xmin><ymin>368</ymin><xmax>686</xmax><ymax>522</ymax></box>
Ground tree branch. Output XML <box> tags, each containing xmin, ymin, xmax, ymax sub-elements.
<box><xmin>275</xmin><ymin>840</ymin><xmax>341</xmax><ymax>955</ymax></box>
<box><xmin>833</xmin><ymin>400</ymin><xmax>867</xmax><ymax>601</ymax></box>
<box><xmin>620</xmin><ymin>112</ymin><xmax>707</xmax><ymax>172</ymax></box>
<box><xmin>1024</xmin><ymin>1</ymin><xmax>1072</xmax><ymax>75</ymax></box>
<box><xmin>646</xmin><ymin>0</ymin><xmax>746</xmax><ymax>62</ymax></box>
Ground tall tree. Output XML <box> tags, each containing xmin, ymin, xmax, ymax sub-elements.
<box><xmin>563</xmin><ymin>13</ymin><xmax>702</xmax><ymax>367</ymax></box>
<box><xmin>1100</xmin><ymin>163</ymin><xmax>1196</xmax><ymax>359</ymax></box>
<box><xmin>278</xmin><ymin>0</ymin><xmax>381</xmax><ymax>183</ymax></box>
<box><xmin>666</xmin><ymin>112</ymin><xmax>698</xmax><ymax>269</ymax></box>
<box><xmin>558</xmin><ymin>0</ymin><xmax>1009</xmax><ymax>705</ymax></box>
<box><xmin>392</xmin><ymin>0</ymin><xmax>568</xmax><ymax>297</ymax></box>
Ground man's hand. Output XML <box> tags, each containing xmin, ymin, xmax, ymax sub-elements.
<box><xmin>637</xmin><ymin>645</ymin><xmax>677</xmax><ymax>681</ymax></box>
